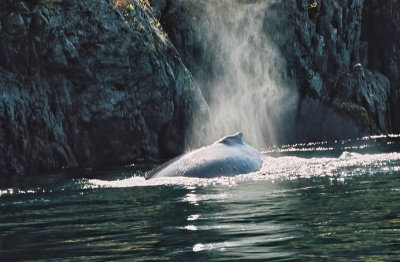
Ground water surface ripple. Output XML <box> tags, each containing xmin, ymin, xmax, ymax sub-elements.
<box><xmin>1</xmin><ymin>136</ymin><xmax>400</xmax><ymax>261</ymax></box>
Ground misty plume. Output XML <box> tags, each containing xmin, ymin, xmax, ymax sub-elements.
<box><xmin>186</xmin><ymin>0</ymin><xmax>298</xmax><ymax>149</ymax></box>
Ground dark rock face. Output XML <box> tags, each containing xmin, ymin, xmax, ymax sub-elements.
<box><xmin>361</xmin><ymin>0</ymin><xmax>400</xmax><ymax>132</ymax></box>
<box><xmin>282</xmin><ymin>0</ymin><xmax>392</xmax><ymax>135</ymax></box>
<box><xmin>0</xmin><ymin>0</ymin><xmax>206</xmax><ymax>179</ymax></box>
<box><xmin>158</xmin><ymin>0</ymin><xmax>396</xmax><ymax>143</ymax></box>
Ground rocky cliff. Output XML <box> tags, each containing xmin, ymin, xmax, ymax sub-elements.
<box><xmin>1</xmin><ymin>0</ymin><xmax>399</xmax><ymax>179</ymax></box>
<box><xmin>157</xmin><ymin>0</ymin><xmax>397</xmax><ymax>143</ymax></box>
<box><xmin>0</xmin><ymin>0</ymin><xmax>206</xmax><ymax>181</ymax></box>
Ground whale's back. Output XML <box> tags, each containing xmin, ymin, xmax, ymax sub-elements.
<box><xmin>148</xmin><ymin>133</ymin><xmax>262</xmax><ymax>179</ymax></box>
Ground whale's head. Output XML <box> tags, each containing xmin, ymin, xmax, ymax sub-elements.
<box><xmin>216</xmin><ymin>132</ymin><xmax>244</xmax><ymax>146</ymax></box>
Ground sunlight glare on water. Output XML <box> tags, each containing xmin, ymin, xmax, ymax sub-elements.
<box><xmin>1</xmin><ymin>136</ymin><xmax>400</xmax><ymax>261</ymax></box>
<box><xmin>86</xmin><ymin>151</ymin><xmax>400</xmax><ymax>189</ymax></box>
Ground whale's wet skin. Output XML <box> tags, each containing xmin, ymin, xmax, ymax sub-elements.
<box><xmin>148</xmin><ymin>133</ymin><xmax>262</xmax><ymax>179</ymax></box>
<box><xmin>1</xmin><ymin>135</ymin><xmax>400</xmax><ymax>261</ymax></box>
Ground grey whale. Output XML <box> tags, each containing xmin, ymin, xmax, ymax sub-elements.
<box><xmin>148</xmin><ymin>133</ymin><xmax>262</xmax><ymax>179</ymax></box>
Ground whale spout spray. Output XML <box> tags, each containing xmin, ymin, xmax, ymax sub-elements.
<box><xmin>185</xmin><ymin>1</ymin><xmax>298</xmax><ymax>149</ymax></box>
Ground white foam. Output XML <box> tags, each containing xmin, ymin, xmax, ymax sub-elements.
<box><xmin>85</xmin><ymin>152</ymin><xmax>400</xmax><ymax>189</ymax></box>
<box><xmin>86</xmin><ymin>175</ymin><xmax>239</xmax><ymax>189</ymax></box>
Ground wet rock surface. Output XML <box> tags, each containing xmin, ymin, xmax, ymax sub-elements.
<box><xmin>0</xmin><ymin>0</ymin><xmax>206</xmax><ymax>180</ymax></box>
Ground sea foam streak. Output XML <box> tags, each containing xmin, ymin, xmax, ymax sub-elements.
<box><xmin>86</xmin><ymin>176</ymin><xmax>239</xmax><ymax>188</ymax></box>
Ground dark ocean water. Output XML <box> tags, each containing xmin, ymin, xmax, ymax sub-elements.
<box><xmin>1</xmin><ymin>135</ymin><xmax>400</xmax><ymax>261</ymax></box>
